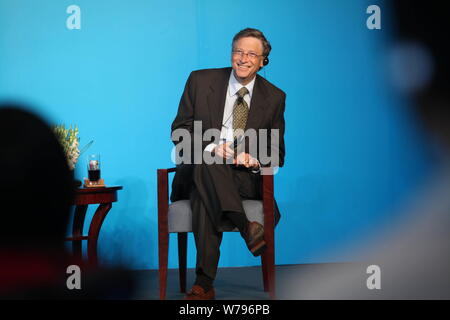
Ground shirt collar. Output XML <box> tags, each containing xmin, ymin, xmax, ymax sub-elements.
<box><xmin>228</xmin><ymin>70</ymin><xmax>256</xmax><ymax>99</ymax></box>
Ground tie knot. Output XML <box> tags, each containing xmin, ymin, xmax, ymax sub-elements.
<box><xmin>237</xmin><ymin>87</ymin><xmax>249</xmax><ymax>99</ymax></box>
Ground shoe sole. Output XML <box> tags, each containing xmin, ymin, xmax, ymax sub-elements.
<box><xmin>251</xmin><ymin>240</ymin><xmax>267</xmax><ymax>257</ymax></box>
<box><xmin>184</xmin><ymin>291</ymin><xmax>216</xmax><ymax>300</ymax></box>
<box><xmin>184</xmin><ymin>296</ymin><xmax>216</xmax><ymax>300</ymax></box>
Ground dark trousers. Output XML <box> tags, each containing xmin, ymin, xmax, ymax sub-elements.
<box><xmin>190</xmin><ymin>163</ymin><xmax>261</xmax><ymax>280</ymax></box>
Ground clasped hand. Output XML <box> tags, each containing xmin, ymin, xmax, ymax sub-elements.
<box><xmin>213</xmin><ymin>142</ymin><xmax>259</xmax><ymax>169</ymax></box>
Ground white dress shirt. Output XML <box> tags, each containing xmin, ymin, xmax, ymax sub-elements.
<box><xmin>204</xmin><ymin>70</ymin><xmax>255</xmax><ymax>152</ymax></box>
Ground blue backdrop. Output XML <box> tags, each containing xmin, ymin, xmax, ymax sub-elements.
<box><xmin>0</xmin><ymin>0</ymin><xmax>435</xmax><ymax>269</ymax></box>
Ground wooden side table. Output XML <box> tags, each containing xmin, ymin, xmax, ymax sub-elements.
<box><xmin>66</xmin><ymin>186</ymin><xmax>123</xmax><ymax>266</ymax></box>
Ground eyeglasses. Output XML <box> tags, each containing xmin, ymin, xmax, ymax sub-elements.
<box><xmin>232</xmin><ymin>50</ymin><xmax>263</xmax><ymax>60</ymax></box>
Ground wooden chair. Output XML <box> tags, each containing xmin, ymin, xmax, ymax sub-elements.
<box><xmin>157</xmin><ymin>167</ymin><xmax>276</xmax><ymax>299</ymax></box>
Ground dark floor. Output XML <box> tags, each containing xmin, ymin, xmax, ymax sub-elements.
<box><xmin>130</xmin><ymin>263</ymin><xmax>366</xmax><ymax>300</ymax></box>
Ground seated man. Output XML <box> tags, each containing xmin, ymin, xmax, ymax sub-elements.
<box><xmin>171</xmin><ymin>28</ymin><xmax>286</xmax><ymax>300</ymax></box>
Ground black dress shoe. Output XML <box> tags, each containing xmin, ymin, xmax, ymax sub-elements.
<box><xmin>242</xmin><ymin>221</ymin><xmax>267</xmax><ymax>256</ymax></box>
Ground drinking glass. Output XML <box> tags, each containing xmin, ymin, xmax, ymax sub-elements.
<box><xmin>87</xmin><ymin>154</ymin><xmax>101</xmax><ymax>182</ymax></box>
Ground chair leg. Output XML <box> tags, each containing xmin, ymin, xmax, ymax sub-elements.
<box><xmin>178</xmin><ymin>232</ymin><xmax>187</xmax><ymax>293</ymax></box>
<box><xmin>261</xmin><ymin>168</ymin><xmax>276</xmax><ymax>299</ymax></box>
<box><xmin>261</xmin><ymin>254</ymin><xmax>269</xmax><ymax>292</ymax></box>
<box><xmin>261</xmin><ymin>249</ymin><xmax>275</xmax><ymax>299</ymax></box>
<box><xmin>261</xmin><ymin>228</ymin><xmax>275</xmax><ymax>299</ymax></box>
<box><xmin>159</xmin><ymin>231</ymin><xmax>169</xmax><ymax>300</ymax></box>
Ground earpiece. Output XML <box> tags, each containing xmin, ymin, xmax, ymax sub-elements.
<box><xmin>263</xmin><ymin>56</ymin><xmax>269</xmax><ymax>66</ymax></box>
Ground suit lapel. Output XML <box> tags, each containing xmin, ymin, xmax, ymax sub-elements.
<box><xmin>246</xmin><ymin>75</ymin><xmax>269</xmax><ymax>130</ymax></box>
<box><xmin>207</xmin><ymin>69</ymin><xmax>230</xmax><ymax>130</ymax></box>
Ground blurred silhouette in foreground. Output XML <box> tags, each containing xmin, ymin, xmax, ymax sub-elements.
<box><xmin>0</xmin><ymin>104</ymin><xmax>134</xmax><ymax>299</ymax></box>
<box><xmin>280</xmin><ymin>1</ymin><xmax>450</xmax><ymax>299</ymax></box>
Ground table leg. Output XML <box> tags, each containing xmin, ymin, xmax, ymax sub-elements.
<box><xmin>72</xmin><ymin>205</ymin><xmax>88</xmax><ymax>261</ymax></box>
<box><xmin>87</xmin><ymin>203</ymin><xmax>112</xmax><ymax>266</ymax></box>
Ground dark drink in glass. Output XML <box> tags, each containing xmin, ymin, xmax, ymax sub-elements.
<box><xmin>87</xmin><ymin>155</ymin><xmax>101</xmax><ymax>182</ymax></box>
<box><xmin>88</xmin><ymin>169</ymin><xmax>100</xmax><ymax>181</ymax></box>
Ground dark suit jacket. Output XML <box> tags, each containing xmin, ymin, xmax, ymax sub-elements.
<box><xmin>170</xmin><ymin>67</ymin><xmax>286</xmax><ymax>224</ymax></box>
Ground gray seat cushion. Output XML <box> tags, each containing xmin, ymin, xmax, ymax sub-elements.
<box><xmin>168</xmin><ymin>199</ymin><xmax>264</xmax><ymax>233</ymax></box>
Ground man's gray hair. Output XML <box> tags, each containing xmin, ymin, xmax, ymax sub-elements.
<box><xmin>232</xmin><ymin>28</ymin><xmax>272</xmax><ymax>58</ymax></box>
